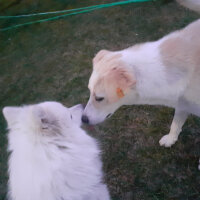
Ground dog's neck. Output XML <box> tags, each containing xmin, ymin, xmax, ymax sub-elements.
<box><xmin>121</xmin><ymin>40</ymin><xmax>185</xmax><ymax>108</ymax></box>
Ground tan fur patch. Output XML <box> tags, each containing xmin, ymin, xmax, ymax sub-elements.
<box><xmin>159</xmin><ymin>20</ymin><xmax>200</xmax><ymax>104</ymax></box>
<box><xmin>93</xmin><ymin>52</ymin><xmax>122</xmax><ymax>74</ymax></box>
<box><xmin>116</xmin><ymin>88</ymin><xmax>124</xmax><ymax>98</ymax></box>
<box><xmin>160</xmin><ymin>19</ymin><xmax>200</xmax><ymax>72</ymax></box>
<box><xmin>159</xmin><ymin>36</ymin><xmax>194</xmax><ymax>84</ymax></box>
<box><xmin>93</xmin><ymin>50</ymin><xmax>110</xmax><ymax>65</ymax></box>
<box><xmin>160</xmin><ymin>36</ymin><xmax>189</xmax><ymax>69</ymax></box>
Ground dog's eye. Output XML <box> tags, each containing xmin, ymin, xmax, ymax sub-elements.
<box><xmin>95</xmin><ymin>97</ymin><xmax>104</xmax><ymax>102</ymax></box>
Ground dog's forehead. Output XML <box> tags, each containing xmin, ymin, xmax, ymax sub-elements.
<box><xmin>88</xmin><ymin>70</ymin><xmax>105</xmax><ymax>94</ymax></box>
<box><xmin>38</xmin><ymin>101</ymin><xmax>68</xmax><ymax>112</ymax></box>
<box><xmin>88</xmin><ymin>70</ymin><xmax>98</xmax><ymax>89</ymax></box>
<box><xmin>39</xmin><ymin>101</ymin><xmax>61</xmax><ymax>107</ymax></box>
<box><xmin>93</xmin><ymin>52</ymin><xmax>122</xmax><ymax>72</ymax></box>
<box><xmin>89</xmin><ymin>52</ymin><xmax>122</xmax><ymax>92</ymax></box>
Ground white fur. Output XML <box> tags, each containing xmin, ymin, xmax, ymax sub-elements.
<box><xmin>3</xmin><ymin>102</ymin><xmax>110</xmax><ymax>200</ymax></box>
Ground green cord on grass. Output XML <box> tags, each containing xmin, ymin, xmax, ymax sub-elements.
<box><xmin>0</xmin><ymin>0</ymin><xmax>155</xmax><ymax>32</ymax></box>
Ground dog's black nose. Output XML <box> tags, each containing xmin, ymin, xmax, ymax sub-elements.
<box><xmin>82</xmin><ymin>115</ymin><xmax>89</xmax><ymax>124</ymax></box>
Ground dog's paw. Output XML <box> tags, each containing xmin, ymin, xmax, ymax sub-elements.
<box><xmin>159</xmin><ymin>134</ymin><xmax>178</xmax><ymax>147</ymax></box>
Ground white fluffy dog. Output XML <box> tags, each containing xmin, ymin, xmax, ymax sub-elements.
<box><xmin>3</xmin><ymin>102</ymin><xmax>110</xmax><ymax>200</ymax></box>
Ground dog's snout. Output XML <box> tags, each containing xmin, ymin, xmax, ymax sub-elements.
<box><xmin>82</xmin><ymin>115</ymin><xmax>89</xmax><ymax>124</ymax></box>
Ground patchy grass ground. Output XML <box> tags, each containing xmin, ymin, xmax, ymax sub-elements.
<box><xmin>0</xmin><ymin>0</ymin><xmax>200</xmax><ymax>199</ymax></box>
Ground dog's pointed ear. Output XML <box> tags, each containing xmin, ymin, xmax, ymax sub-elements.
<box><xmin>31</xmin><ymin>106</ymin><xmax>61</xmax><ymax>134</ymax></box>
<box><xmin>32</xmin><ymin>106</ymin><xmax>54</xmax><ymax>130</ymax></box>
<box><xmin>2</xmin><ymin>107</ymin><xmax>21</xmax><ymax>127</ymax></box>
<box><xmin>104</xmin><ymin>67</ymin><xmax>136</xmax><ymax>102</ymax></box>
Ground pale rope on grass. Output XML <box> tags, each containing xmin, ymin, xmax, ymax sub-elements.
<box><xmin>0</xmin><ymin>0</ymin><xmax>155</xmax><ymax>32</ymax></box>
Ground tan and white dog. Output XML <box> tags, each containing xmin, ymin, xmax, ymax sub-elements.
<box><xmin>82</xmin><ymin>0</ymin><xmax>200</xmax><ymax>169</ymax></box>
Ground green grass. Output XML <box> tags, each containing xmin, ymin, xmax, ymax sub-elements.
<box><xmin>0</xmin><ymin>0</ymin><xmax>200</xmax><ymax>199</ymax></box>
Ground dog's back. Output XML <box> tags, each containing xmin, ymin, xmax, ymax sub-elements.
<box><xmin>176</xmin><ymin>1</ymin><xmax>200</xmax><ymax>106</ymax></box>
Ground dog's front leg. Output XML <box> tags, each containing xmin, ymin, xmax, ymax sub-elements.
<box><xmin>159</xmin><ymin>109</ymin><xmax>188</xmax><ymax>147</ymax></box>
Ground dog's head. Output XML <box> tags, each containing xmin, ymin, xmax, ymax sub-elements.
<box><xmin>82</xmin><ymin>50</ymin><xmax>137</xmax><ymax>125</ymax></box>
<box><xmin>3</xmin><ymin>102</ymin><xmax>84</xmax><ymax>136</ymax></box>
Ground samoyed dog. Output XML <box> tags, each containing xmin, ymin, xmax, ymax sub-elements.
<box><xmin>3</xmin><ymin>101</ymin><xmax>110</xmax><ymax>200</ymax></box>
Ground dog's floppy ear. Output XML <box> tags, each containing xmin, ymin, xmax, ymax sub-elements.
<box><xmin>104</xmin><ymin>66</ymin><xmax>136</xmax><ymax>102</ymax></box>
<box><xmin>2</xmin><ymin>107</ymin><xmax>21</xmax><ymax>127</ymax></box>
<box><xmin>93</xmin><ymin>49</ymin><xmax>111</xmax><ymax>66</ymax></box>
